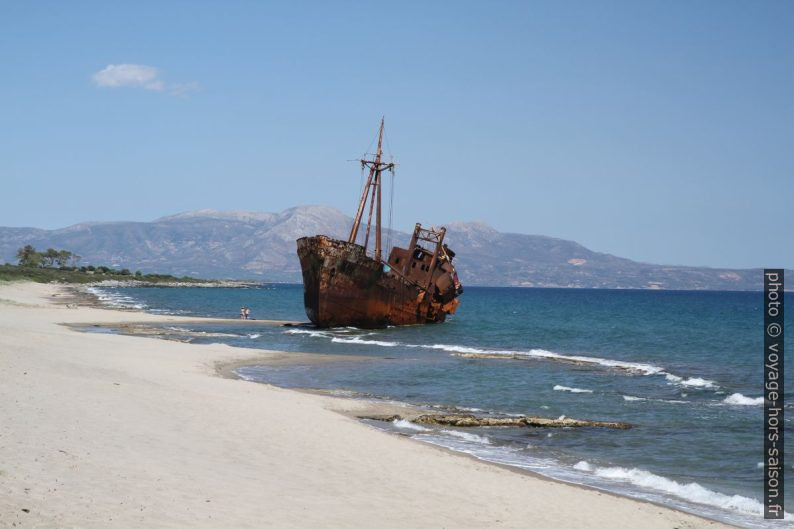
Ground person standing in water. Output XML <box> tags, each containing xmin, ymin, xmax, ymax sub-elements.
<box><xmin>244</xmin><ymin>307</ymin><xmax>251</xmax><ymax>320</ymax></box>
<box><xmin>240</xmin><ymin>307</ymin><xmax>246</xmax><ymax>319</ymax></box>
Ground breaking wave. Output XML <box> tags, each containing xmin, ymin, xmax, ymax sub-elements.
<box><xmin>284</xmin><ymin>328</ymin><xmax>401</xmax><ymax>347</ymax></box>
<box><xmin>84</xmin><ymin>287</ymin><xmax>147</xmax><ymax>310</ymax></box>
<box><xmin>575</xmin><ymin>462</ymin><xmax>771</xmax><ymax>517</ymax></box>
<box><xmin>723</xmin><ymin>393</ymin><xmax>764</xmax><ymax>406</ymax></box>
<box><xmin>331</xmin><ymin>336</ymin><xmax>400</xmax><ymax>347</ymax></box>
<box><xmin>621</xmin><ymin>395</ymin><xmax>688</xmax><ymax>404</ymax></box>
<box><xmin>420</xmin><ymin>344</ymin><xmax>488</xmax><ymax>355</ymax></box>
<box><xmin>282</xmin><ymin>330</ymin><xmax>721</xmax><ymax>392</ymax></box>
<box><xmin>443</xmin><ymin>346</ymin><xmax>721</xmax><ymax>391</ymax></box>
<box><xmin>439</xmin><ymin>345</ymin><xmax>665</xmax><ymax>374</ymax></box>
<box><xmin>553</xmin><ymin>385</ymin><xmax>593</xmax><ymax>394</ymax></box>
<box><xmin>439</xmin><ymin>430</ymin><xmax>491</xmax><ymax>445</ymax></box>
<box><xmin>433</xmin><ymin>345</ymin><xmax>719</xmax><ymax>391</ymax></box>
<box><xmin>664</xmin><ymin>374</ymin><xmax>719</xmax><ymax>389</ymax></box>
<box><xmin>392</xmin><ymin>419</ymin><xmax>430</xmax><ymax>432</ymax></box>
<box><xmin>284</xmin><ymin>328</ymin><xmax>331</xmax><ymax>339</ymax></box>
<box><xmin>573</xmin><ymin>460</ymin><xmax>593</xmax><ymax>471</ymax></box>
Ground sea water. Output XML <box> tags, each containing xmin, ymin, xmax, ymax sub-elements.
<box><xmin>90</xmin><ymin>284</ymin><xmax>791</xmax><ymax>528</ymax></box>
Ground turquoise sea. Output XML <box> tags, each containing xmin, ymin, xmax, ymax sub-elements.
<box><xmin>88</xmin><ymin>284</ymin><xmax>791</xmax><ymax>528</ymax></box>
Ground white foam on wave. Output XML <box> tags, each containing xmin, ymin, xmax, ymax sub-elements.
<box><xmin>436</xmin><ymin>344</ymin><xmax>724</xmax><ymax>393</ymax></box>
<box><xmin>439</xmin><ymin>429</ymin><xmax>491</xmax><ymax>445</ymax></box>
<box><xmin>521</xmin><ymin>348</ymin><xmax>666</xmax><ymax>376</ymax></box>
<box><xmin>577</xmin><ymin>464</ymin><xmax>770</xmax><ymax>517</ymax></box>
<box><xmin>284</xmin><ymin>328</ymin><xmax>330</xmax><ymax>338</ymax></box>
<box><xmin>663</xmin><ymin>373</ymin><xmax>719</xmax><ymax>390</ymax></box>
<box><xmin>285</xmin><ymin>328</ymin><xmax>399</xmax><ymax>346</ymax></box>
<box><xmin>284</xmin><ymin>330</ymin><xmax>722</xmax><ymax>393</ymax></box>
<box><xmin>248</xmin><ymin>333</ymin><xmax>261</xmax><ymax>339</ymax></box>
<box><xmin>723</xmin><ymin>393</ymin><xmax>764</xmax><ymax>406</ymax></box>
<box><xmin>392</xmin><ymin>419</ymin><xmax>430</xmax><ymax>432</ymax></box>
<box><xmin>680</xmin><ymin>377</ymin><xmax>719</xmax><ymax>389</ymax></box>
<box><xmin>283</xmin><ymin>328</ymin><xmax>324</xmax><ymax>336</ymax></box>
<box><xmin>622</xmin><ymin>395</ymin><xmax>688</xmax><ymax>404</ymax></box>
<box><xmin>553</xmin><ymin>385</ymin><xmax>593</xmax><ymax>394</ymax></box>
<box><xmin>440</xmin><ymin>344</ymin><xmax>702</xmax><ymax>384</ymax></box>
<box><xmin>573</xmin><ymin>460</ymin><xmax>593</xmax><ymax>471</ymax></box>
<box><xmin>331</xmin><ymin>336</ymin><xmax>399</xmax><ymax>347</ymax></box>
<box><xmin>421</xmin><ymin>343</ymin><xmax>488</xmax><ymax>355</ymax></box>
<box><xmin>84</xmin><ymin>286</ymin><xmax>147</xmax><ymax>310</ymax></box>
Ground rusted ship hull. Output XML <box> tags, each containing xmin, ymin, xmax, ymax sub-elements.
<box><xmin>297</xmin><ymin>235</ymin><xmax>456</xmax><ymax>328</ymax></box>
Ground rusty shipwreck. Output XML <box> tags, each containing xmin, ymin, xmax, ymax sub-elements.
<box><xmin>296</xmin><ymin>120</ymin><xmax>463</xmax><ymax>328</ymax></box>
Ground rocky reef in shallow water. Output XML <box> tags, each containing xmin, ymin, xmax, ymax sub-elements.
<box><xmin>360</xmin><ymin>413</ymin><xmax>631</xmax><ymax>430</ymax></box>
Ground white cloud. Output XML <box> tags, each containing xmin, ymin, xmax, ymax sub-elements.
<box><xmin>92</xmin><ymin>64</ymin><xmax>163</xmax><ymax>90</ymax></box>
<box><xmin>91</xmin><ymin>64</ymin><xmax>198</xmax><ymax>95</ymax></box>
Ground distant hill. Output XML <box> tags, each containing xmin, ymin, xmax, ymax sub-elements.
<box><xmin>0</xmin><ymin>206</ymin><xmax>781</xmax><ymax>290</ymax></box>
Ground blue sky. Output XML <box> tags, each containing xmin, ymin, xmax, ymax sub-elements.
<box><xmin>1</xmin><ymin>1</ymin><xmax>792</xmax><ymax>268</ymax></box>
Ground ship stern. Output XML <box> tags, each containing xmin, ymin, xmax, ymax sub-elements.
<box><xmin>296</xmin><ymin>236</ymin><xmax>324</xmax><ymax>325</ymax></box>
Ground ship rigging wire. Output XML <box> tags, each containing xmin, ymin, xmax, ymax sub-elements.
<box><xmin>350</xmin><ymin>119</ymin><xmax>396</xmax><ymax>258</ymax></box>
<box><xmin>386</xmin><ymin>164</ymin><xmax>394</xmax><ymax>254</ymax></box>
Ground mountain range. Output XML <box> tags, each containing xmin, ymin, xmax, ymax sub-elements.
<box><xmin>0</xmin><ymin>205</ymin><xmax>780</xmax><ymax>290</ymax></box>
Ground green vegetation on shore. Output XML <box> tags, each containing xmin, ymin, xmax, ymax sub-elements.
<box><xmin>2</xmin><ymin>245</ymin><xmax>210</xmax><ymax>285</ymax></box>
<box><xmin>0</xmin><ymin>264</ymin><xmax>209</xmax><ymax>284</ymax></box>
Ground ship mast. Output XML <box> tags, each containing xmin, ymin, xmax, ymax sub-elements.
<box><xmin>348</xmin><ymin>118</ymin><xmax>395</xmax><ymax>261</ymax></box>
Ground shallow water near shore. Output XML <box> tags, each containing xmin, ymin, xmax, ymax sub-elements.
<box><xmin>90</xmin><ymin>284</ymin><xmax>791</xmax><ymax>528</ymax></box>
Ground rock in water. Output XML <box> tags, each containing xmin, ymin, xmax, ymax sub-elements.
<box><xmin>360</xmin><ymin>413</ymin><xmax>631</xmax><ymax>429</ymax></box>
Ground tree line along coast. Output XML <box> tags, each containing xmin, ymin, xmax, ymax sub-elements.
<box><xmin>2</xmin><ymin>245</ymin><xmax>211</xmax><ymax>285</ymax></box>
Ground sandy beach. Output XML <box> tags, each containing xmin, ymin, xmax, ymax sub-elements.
<box><xmin>0</xmin><ymin>281</ymin><xmax>730</xmax><ymax>529</ymax></box>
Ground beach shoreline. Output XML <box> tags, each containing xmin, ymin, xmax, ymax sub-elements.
<box><xmin>0</xmin><ymin>281</ymin><xmax>733</xmax><ymax>528</ymax></box>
